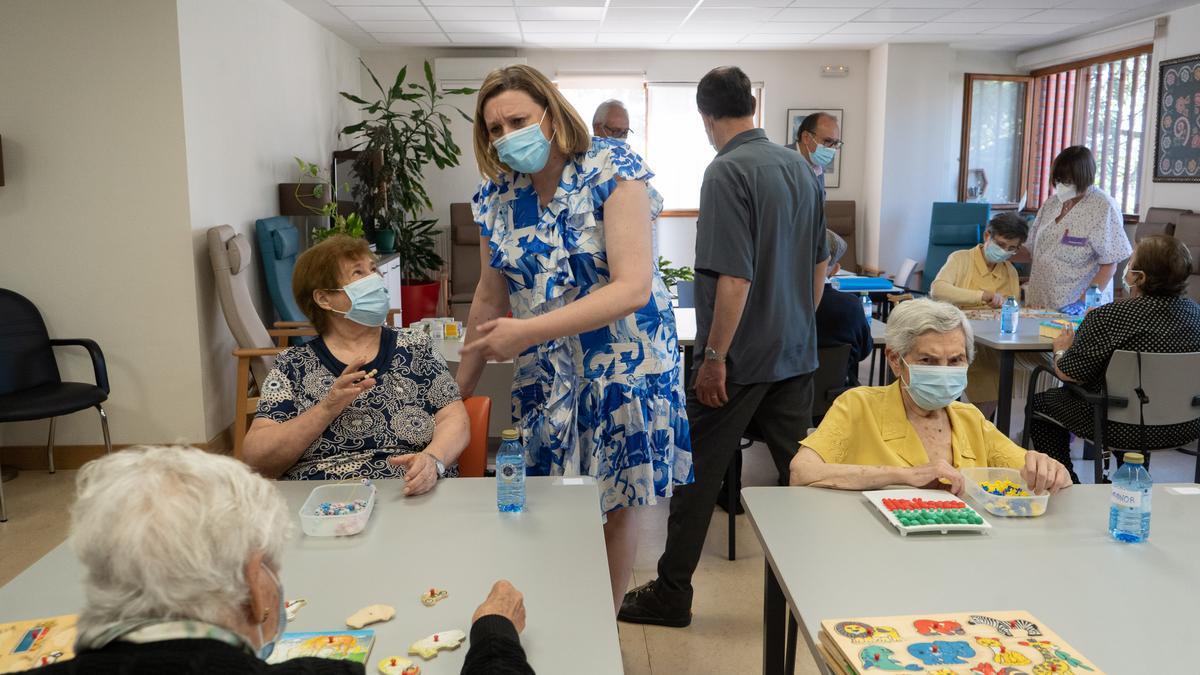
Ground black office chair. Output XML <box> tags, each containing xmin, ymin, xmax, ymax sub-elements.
<box><xmin>0</xmin><ymin>289</ymin><xmax>112</xmax><ymax>521</ymax></box>
<box><xmin>724</xmin><ymin>344</ymin><xmax>853</xmax><ymax>561</ymax></box>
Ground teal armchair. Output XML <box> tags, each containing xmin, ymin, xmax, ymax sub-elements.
<box><xmin>254</xmin><ymin>216</ymin><xmax>306</xmax><ymax>323</ymax></box>
<box><xmin>922</xmin><ymin>202</ymin><xmax>990</xmax><ymax>293</ymax></box>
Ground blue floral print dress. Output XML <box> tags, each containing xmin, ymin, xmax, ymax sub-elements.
<box><xmin>471</xmin><ymin>137</ymin><xmax>693</xmax><ymax>513</ymax></box>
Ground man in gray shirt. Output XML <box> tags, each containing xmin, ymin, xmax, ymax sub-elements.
<box><xmin>619</xmin><ymin>66</ymin><xmax>828</xmax><ymax>628</ymax></box>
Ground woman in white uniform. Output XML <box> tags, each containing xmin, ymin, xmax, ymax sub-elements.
<box><xmin>1026</xmin><ymin>146</ymin><xmax>1132</xmax><ymax>313</ymax></box>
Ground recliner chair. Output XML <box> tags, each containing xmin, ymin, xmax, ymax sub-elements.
<box><xmin>922</xmin><ymin>202</ymin><xmax>989</xmax><ymax>293</ymax></box>
<box><xmin>254</xmin><ymin>216</ymin><xmax>306</xmax><ymax>324</ymax></box>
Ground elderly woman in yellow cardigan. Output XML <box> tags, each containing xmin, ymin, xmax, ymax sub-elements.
<box><xmin>790</xmin><ymin>299</ymin><xmax>1070</xmax><ymax>495</ymax></box>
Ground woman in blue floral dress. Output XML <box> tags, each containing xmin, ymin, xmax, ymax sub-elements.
<box><xmin>457</xmin><ymin>65</ymin><xmax>692</xmax><ymax>612</ymax></box>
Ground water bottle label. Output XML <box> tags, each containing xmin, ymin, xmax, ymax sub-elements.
<box><xmin>499</xmin><ymin>464</ymin><xmax>520</xmax><ymax>480</ymax></box>
<box><xmin>1111</xmin><ymin>486</ymin><xmax>1142</xmax><ymax>508</ymax></box>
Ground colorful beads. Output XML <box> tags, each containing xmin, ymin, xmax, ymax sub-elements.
<box><xmin>882</xmin><ymin>497</ymin><xmax>984</xmax><ymax>526</ymax></box>
<box><xmin>315</xmin><ymin>499</ymin><xmax>369</xmax><ymax>516</ymax></box>
<box><xmin>980</xmin><ymin>479</ymin><xmax>1030</xmax><ymax>497</ymax></box>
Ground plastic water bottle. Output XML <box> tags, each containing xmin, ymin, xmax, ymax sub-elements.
<box><xmin>1000</xmin><ymin>296</ymin><xmax>1019</xmax><ymax>334</ymax></box>
<box><xmin>861</xmin><ymin>294</ymin><xmax>873</xmax><ymax>321</ymax></box>
<box><xmin>496</xmin><ymin>429</ymin><xmax>525</xmax><ymax>513</ymax></box>
<box><xmin>1085</xmin><ymin>284</ymin><xmax>1102</xmax><ymax>311</ymax></box>
<box><xmin>1109</xmin><ymin>452</ymin><xmax>1152</xmax><ymax>543</ymax></box>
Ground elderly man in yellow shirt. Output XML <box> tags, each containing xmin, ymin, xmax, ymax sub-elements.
<box><xmin>930</xmin><ymin>212</ymin><xmax>1028</xmax><ymax>417</ymax></box>
<box><xmin>789</xmin><ymin>298</ymin><xmax>1070</xmax><ymax>495</ymax></box>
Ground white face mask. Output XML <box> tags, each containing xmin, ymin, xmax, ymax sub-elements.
<box><xmin>1054</xmin><ymin>182</ymin><xmax>1077</xmax><ymax>202</ymax></box>
<box><xmin>702</xmin><ymin>115</ymin><xmax>718</xmax><ymax>152</ymax></box>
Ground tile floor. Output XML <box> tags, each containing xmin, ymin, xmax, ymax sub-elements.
<box><xmin>2</xmin><ymin>392</ymin><xmax>1197</xmax><ymax>674</ymax></box>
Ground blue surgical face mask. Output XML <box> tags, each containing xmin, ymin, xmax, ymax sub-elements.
<box><xmin>257</xmin><ymin>564</ymin><xmax>286</xmax><ymax>661</ymax></box>
<box><xmin>494</xmin><ymin>109</ymin><xmax>552</xmax><ymax>174</ymax></box>
<box><xmin>811</xmin><ymin>145</ymin><xmax>836</xmax><ymax>167</ymax></box>
<box><xmin>901</xmin><ymin>360</ymin><xmax>968</xmax><ymax>411</ymax></box>
<box><xmin>334</xmin><ymin>274</ymin><xmax>389</xmax><ymax>327</ymax></box>
<box><xmin>983</xmin><ymin>240</ymin><xmax>1014</xmax><ymax>264</ymax></box>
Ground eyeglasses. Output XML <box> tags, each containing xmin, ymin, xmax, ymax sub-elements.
<box><xmin>602</xmin><ymin>125</ymin><xmax>632</xmax><ymax>139</ymax></box>
<box><xmin>817</xmin><ymin>137</ymin><xmax>844</xmax><ymax>150</ymax></box>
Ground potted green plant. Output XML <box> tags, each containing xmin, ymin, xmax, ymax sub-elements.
<box><xmin>283</xmin><ymin>158</ymin><xmax>365</xmax><ymax>244</ymax></box>
<box><xmin>338</xmin><ymin>59</ymin><xmax>476</xmax><ymax>325</ymax></box>
<box><xmin>657</xmin><ymin>256</ymin><xmax>695</xmax><ymax>296</ymax></box>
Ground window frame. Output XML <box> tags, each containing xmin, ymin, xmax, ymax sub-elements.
<box><xmin>957</xmin><ymin>73</ymin><xmax>1035</xmax><ymax>208</ymax></box>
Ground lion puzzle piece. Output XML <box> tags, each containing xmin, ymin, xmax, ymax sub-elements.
<box><xmin>858</xmin><ymin>646</ymin><xmax>921</xmax><ymax>671</ymax></box>
<box><xmin>377</xmin><ymin>656</ymin><xmax>420</xmax><ymax>675</ymax></box>
<box><xmin>346</xmin><ymin>604</ymin><xmax>395</xmax><ymax>629</ymax></box>
<box><xmin>420</xmin><ymin>588</ymin><xmax>449</xmax><ymax>607</ymax></box>
<box><xmin>408</xmin><ymin>629</ymin><xmax>466</xmax><ymax>660</ymax></box>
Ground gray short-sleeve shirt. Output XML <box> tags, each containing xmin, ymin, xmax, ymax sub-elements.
<box><xmin>694</xmin><ymin>128</ymin><xmax>829</xmax><ymax>384</ymax></box>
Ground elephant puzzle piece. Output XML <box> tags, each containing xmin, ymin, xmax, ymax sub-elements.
<box><xmin>859</xmin><ymin>646</ymin><xmax>921</xmax><ymax>671</ymax></box>
<box><xmin>346</xmin><ymin>604</ymin><xmax>396</xmax><ymax>629</ymax></box>
<box><xmin>377</xmin><ymin>655</ymin><xmax>420</xmax><ymax>675</ymax></box>
<box><xmin>907</xmin><ymin>641</ymin><xmax>976</xmax><ymax>666</ymax></box>
<box><xmin>408</xmin><ymin>629</ymin><xmax>467</xmax><ymax>660</ymax></box>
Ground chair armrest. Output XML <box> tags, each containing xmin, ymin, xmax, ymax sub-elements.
<box><xmin>267</xmin><ymin>328</ymin><xmax>317</xmax><ymax>337</ymax></box>
<box><xmin>273</xmin><ymin>321</ymin><xmax>313</xmax><ymax>328</ymax></box>
<box><xmin>1062</xmin><ymin>381</ymin><xmax>1108</xmax><ymax>406</ymax></box>
<box><xmin>49</xmin><ymin>338</ymin><xmax>110</xmax><ymax>394</ymax></box>
<box><xmin>234</xmin><ymin>347</ymin><xmax>286</xmax><ymax>358</ymax></box>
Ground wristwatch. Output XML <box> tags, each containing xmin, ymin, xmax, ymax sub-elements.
<box><xmin>1053</xmin><ymin>349</ymin><xmax>1067</xmax><ymax>362</ymax></box>
<box><xmin>704</xmin><ymin>347</ymin><xmax>725</xmax><ymax>363</ymax></box>
<box><xmin>426</xmin><ymin>453</ymin><xmax>446</xmax><ymax>479</ymax></box>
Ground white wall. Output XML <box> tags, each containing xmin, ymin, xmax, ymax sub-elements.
<box><xmin>0</xmin><ymin>0</ymin><xmax>206</xmax><ymax>445</ymax></box>
<box><xmin>177</xmin><ymin>0</ymin><xmax>361</xmax><ymax>440</ymax></box>
<box><xmin>359</xmin><ymin>47</ymin><xmax>871</xmax><ymax>270</ymax></box>
<box><xmin>866</xmin><ymin>45</ymin><xmax>1018</xmax><ymax>274</ymax></box>
<box><xmin>1140</xmin><ymin>3</ymin><xmax>1200</xmax><ymax>214</ymax></box>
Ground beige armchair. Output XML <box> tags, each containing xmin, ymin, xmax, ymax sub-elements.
<box><xmin>207</xmin><ymin>225</ymin><xmax>315</xmax><ymax>459</ymax></box>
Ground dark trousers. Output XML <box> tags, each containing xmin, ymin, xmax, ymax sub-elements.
<box><xmin>655</xmin><ymin>372</ymin><xmax>814</xmax><ymax>602</ymax></box>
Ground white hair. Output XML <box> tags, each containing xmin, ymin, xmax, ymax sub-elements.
<box><xmin>71</xmin><ymin>446</ymin><xmax>292</xmax><ymax>648</ymax></box>
<box><xmin>884</xmin><ymin>298</ymin><xmax>975</xmax><ymax>362</ymax></box>
<box><xmin>592</xmin><ymin>99</ymin><xmax>627</xmax><ymax>126</ymax></box>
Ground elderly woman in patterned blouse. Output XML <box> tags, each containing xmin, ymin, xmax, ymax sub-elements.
<box><xmin>243</xmin><ymin>236</ymin><xmax>468</xmax><ymax>495</ymax></box>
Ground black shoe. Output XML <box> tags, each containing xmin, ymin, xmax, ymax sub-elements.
<box><xmin>618</xmin><ymin>580</ymin><xmax>692</xmax><ymax>627</ymax></box>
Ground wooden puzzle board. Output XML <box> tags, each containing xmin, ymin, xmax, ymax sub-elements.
<box><xmin>0</xmin><ymin>614</ymin><xmax>76</xmax><ymax>673</ymax></box>
<box><xmin>819</xmin><ymin>610</ymin><xmax>1102</xmax><ymax>674</ymax></box>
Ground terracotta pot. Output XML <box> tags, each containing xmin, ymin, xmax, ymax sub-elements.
<box><xmin>399</xmin><ymin>279</ymin><xmax>439</xmax><ymax>326</ymax></box>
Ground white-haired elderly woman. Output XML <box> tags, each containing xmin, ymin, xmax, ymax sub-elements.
<box><xmin>24</xmin><ymin>447</ymin><xmax>534</xmax><ymax>675</ymax></box>
<box><xmin>790</xmin><ymin>299</ymin><xmax>1071</xmax><ymax>495</ymax></box>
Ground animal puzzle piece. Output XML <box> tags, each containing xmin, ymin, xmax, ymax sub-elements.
<box><xmin>408</xmin><ymin>629</ymin><xmax>466</xmax><ymax>660</ymax></box>
<box><xmin>420</xmin><ymin>588</ymin><xmax>448</xmax><ymax>607</ymax></box>
<box><xmin>969</xmin><ymin>615</ymin><xmax>1043</xmax><ymax>637</ymax></box>
<box><xmin>378</xmin><ymin>655</ymin><xmax>420</xmax><ymax>675</ymax></box>
<box><xmin>914</xmin><ymin>619</ymin><xmax>965</xmax><ymax>636</ymax></box>
<box><xmin>285</xmin><ymin>599</ymin><xmax>307</xmax><ymax>622</ymax></box>
<box><xmin>971</xmin><ymin>664</ymin><xmax>1029</xmax><ymax>675</ymax></box>
<box><xmin>907</xmin><ymin>641</ymin><xmax>976</xmax><ymax>666</ymax></box>
<box><xmin>346</xmin><ymin>603</ymin><xmax>396</xmax><ymax>629</ymax></box>
<box><xmin>294</xmin><ymin>634</ymin><xmax>359</xmax><ymax>659</ymax></box>
<box><xmin>975</xmin><ymin>637</ymin><xmax>1032</xmax><ymax>666</ymax></box>
<box><xmin>835</xmin><ymin>621</ymin><xmax>902</xmax><ymax>642</ymax></box>
<box><xmin>858</xmin><ymin>646</ymin><xmax>921</xmax><ymax>671</ymax></box>
<box><xmin>1020</xmin><ymin>640</ymin><xmax>1094</xmax><ymax>672</ymax></box>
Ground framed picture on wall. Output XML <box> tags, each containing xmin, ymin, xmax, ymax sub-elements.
<box><xmin>1154</xmin><ymin>53</ymin><xmax>1200</xmax><ymax>183</ymax></box>
<box><xmin>786</xmin><ymin>107</ymin><xmax>843</xmax><ymax>189</ymax></box>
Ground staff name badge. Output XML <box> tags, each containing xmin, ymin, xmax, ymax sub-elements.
<box><xmin>1061</xmin><ymin>232</ymin><xmax>1088</xmax><ymax>247</ymax></box>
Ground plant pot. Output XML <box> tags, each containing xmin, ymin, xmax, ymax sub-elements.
<box><xmin>399</xmin><ymin>279</ymin><xmax>439</xmax><ymax>326</ymax></box>
<box><xmin>375</xmin><ymin>229</ymin><xmax>396</xmax><ymax>253</ymax></box>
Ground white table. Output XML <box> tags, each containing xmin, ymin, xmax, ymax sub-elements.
<box><xmin>745</xmin><ymin>484</ymin><xmax>1200</xmax><ymax>675</ymax></box>
<box><xmin>0</xmin><ymin>477</ymin><xmax>623</xmax><ymax>674</ymax></box>
<box><xmin>969</xmin><ymin>318</ymin><xmax>1054</xmax><ymax>437</ymax></box>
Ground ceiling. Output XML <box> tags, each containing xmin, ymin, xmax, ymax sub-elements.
<box><xmin>282</xmin><ymin>0</ymin><xmax>1189</xmax><ymax>51</ymax></box>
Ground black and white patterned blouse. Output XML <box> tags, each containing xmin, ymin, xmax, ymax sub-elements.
<box><xmin>1058</xmin><ymin>295</ymin><xmax>1200</xmax><ymax>391</ymax></box>
<box><xmin>256</xmin><ymin>327</ymin><xmax>462</xmax><ymax>480</ymax></box>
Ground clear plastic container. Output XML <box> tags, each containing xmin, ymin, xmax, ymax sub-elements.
<box><xmin>299</xmin><ymin>482</ymin><xmax>376</xmax><ymax>537</ymax></box>
<box><xmin>961</xmin><ymin>467</ymin><xmax>1049</xmax><ymax>517</ymax></box>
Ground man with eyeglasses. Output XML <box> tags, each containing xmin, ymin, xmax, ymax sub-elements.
<box><xmin>793</xmin><ymin>111</ymin><xmax>842</xmax><ymax>197</ymax></box>
<box><xmin>592</xmin><ymin>99</ymin><xmax>632</xmax><ymax>141</ymax></box>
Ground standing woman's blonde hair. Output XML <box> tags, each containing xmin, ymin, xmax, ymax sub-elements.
<box><xmin>472</xmin><ymin>64</ymin><xmax>591</xmax><ymax>179</ymax></box>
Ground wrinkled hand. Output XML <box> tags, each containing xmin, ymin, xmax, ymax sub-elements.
<box><xmin>907</xmin><ymin>459</ymin><xmax>965</xmax><ymax>496</ymax></box>
<box><xmin>459</xmin><ymin>318</ymin><xmax>535</xmax><ymax>362</ymax></box>
<box><xmin>695</xmin><ymin>359</ymin><xmax>728</xmax><ymax>408</ymax></box>
<box><xmin>472</xmin><ymin>580</ymin><xmax>527</xmax><ymax>633</ymax></box>
<box><xmin>1052</xmin><ymin>323</ymin><xmax>1075</xmax><ymax>352</ymax></box>
<box><xmin>984</xmin><ymin>291</ymin><xmax>1005</xmax><ymax>309</ymax></box>
<box><xmin>320</xmin><ymin>358</ymin><xmax>376</xmax><ymax>417</ymax></box>
<box><xmin>388</xmin><ymin>452</ymin><xmax>439</xmax><ymax>496</ymax></box>
<box><xmin>1022</xmin><ymin>451</ymin><xmax>1072</xmax><ymax>494</ymax></box>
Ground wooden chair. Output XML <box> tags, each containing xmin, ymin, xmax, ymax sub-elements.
<box><xmin>457</xmin><ymin>396</ymin><xmax>493</xmax><ymax>477</ymax></box>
